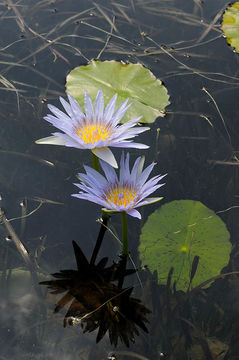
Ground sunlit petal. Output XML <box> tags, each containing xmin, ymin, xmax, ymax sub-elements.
<box><xmin>92</xmin><ymin>147</ymin><xmax>118</xmax><ymax>168</ymax></box>
<box><xmin>35</xmin><ymin>135</ymin><xmax>66</xmax><ymax>145</ymax></box>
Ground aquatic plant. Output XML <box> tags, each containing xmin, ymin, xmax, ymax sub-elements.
<box><xmin>139</xmin><ymin>200</ymin><xmax>231</xmax><ymax>291</ymax></box>
<box><xmin>72</xmin><ymin>152</ymin><xmax>166</xmax><ymax>220</ymax></box>
<box><xmin>66</xmin><ymin>60</ymin><xmax>170</xmax><ymax>124</ymax></box>
<box><xmin>36</xmin><ymin>89</ymin><xmax>149</xmax><ymax>167</ymax></box>
<box><xmin>222</xmin><ymin>2</ymin><xmax>239</xmax><ymax>53</ymax></box>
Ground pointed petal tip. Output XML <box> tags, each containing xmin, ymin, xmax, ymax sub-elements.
<box><xmin>92</xmin><ymin>147</ymin><xmax>118</xmax><ymax>168</ymax></box>
<box><xmin>127</xmin><ymin>209</ymin><xmax>141</xmax><ymax>219</ymax></box>
<box><xmin>35</xmin><ymin>135</ymin><xmax>66</xmax><ymax>145</ymax></box>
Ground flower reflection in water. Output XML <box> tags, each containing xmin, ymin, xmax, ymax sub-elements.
<box><xmin>40</xmin><ymin>241</ymin><xmax>151</xmax><ymax>347</ymax></box>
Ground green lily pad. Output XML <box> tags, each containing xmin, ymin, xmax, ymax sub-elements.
<box><xmin>139</xmin><ymin>200</ymin><xmax>231</xmax><ymax>291</ymax></box>
<box><xmin>66</xmin><ymin>60</ymin><xmax>170</xmax><ymax>124</ymax></box>
<box><xmin>222</xmin><ymin>2</ymin><xmax>239</xmax><ymax>53</ymax></box>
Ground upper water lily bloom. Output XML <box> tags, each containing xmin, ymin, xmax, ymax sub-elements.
<box><xmin>36</xmin><ymin>90</ymin><xmax>149</xmax><ymax>168</ymax></box>
<box><xmin>72</xmin><ymin>152</ymin><xmax>166</xmax><ymax>219</ymax></box>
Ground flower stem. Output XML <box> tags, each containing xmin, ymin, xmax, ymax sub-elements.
<box><xmin>121</xmin><ymin>211</ymin><xmax>128</xmax><ymax>256</ymax></box>
<box><xmin>91</xmin><ymin>152</ymin><xmax>100</xmax><ymax>172</ymax></box>
<box><xmin>90</xmin><ymin>211</ymin><xmax>109</xmax><ymax>265</ymax></box>
<box><xmin>118</xmin><ymin>212</ymin><xmax>128</xmax><ymax>289</ymax></box>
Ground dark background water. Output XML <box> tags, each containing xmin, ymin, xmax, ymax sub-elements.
<box><xmin>0</xmin><ymin>0</ymin><xmax>239</xmax><ymax>359</ymax></box>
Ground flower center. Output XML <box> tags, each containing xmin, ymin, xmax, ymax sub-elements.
<box><xmin>75</xmin><ymin>123</ymin><xmax>111</xmax><ymax>145</ymax></box>
<box><xmin>106</xmin><ymin>186</ymin><xmax>137</xmax><ymax>208</ymax></box>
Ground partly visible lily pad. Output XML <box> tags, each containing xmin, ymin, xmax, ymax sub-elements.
<box><xmin>222</xmin><ymin>2</ymin><xmax>239</xmax><ymax>53</ymax></box>
<box><xmin>139</xmin><ymin>200</ymin><xmax>231</xmax><ymax>291</ymax></box>
<box><xmin>66</xmin><ymin>60</ymin><xmax>170</xmax><ymax>124</ymax></box>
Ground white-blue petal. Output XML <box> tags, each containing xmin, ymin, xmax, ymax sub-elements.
<box><xmin>92</xmin><ymin>147</ymin><xmax>118</xmax><ymax>168</ymax></box>
<box><xmin>135</xmin><ymin>197</ymin><xmax>163</xmax><ymax>207</ymax></box>
<box><xmin>94</xmin><ymin>89</ymin><xmax>104</xmax><ymax>120</ymax></box>
<box><xmin>103</xmin><ymin>93</ymin><xmax>117</xmax><ymax>121</ymax></box>
<box><xmin>67</xmin><ymin>94</ymin><xmax>84</xmax><ymax>117</ymax></box>
<box><xmin>47</xmin><ymin>105</ymin><xmax>71</xmax><ymax>123</ymax></box>
<box><xmin>59</xmin><ymin>96</ymin><xmax>73</xmax><ymax>117</ymax></box>
<box><xmin>137</xmin><ymin>163</ymin><xmax>156</xmax><ymax>186</ymax></box>
<box><xmin>35</xmin><ymin>135</ymin><xmax>66</xmax><ymax>145</ymax></box>
<box><xmin>99</xmin><ymin>159</ymin><xmax>118</xmax><ymax>184</ymax></box>
<box><xmin>127</xmin><ymin>209</ymin><xmax>141</xmax><ymax>219</ymax></box>
<box><xmin>84</xmin><ymin>91</ymin><xmax>94</xmax><ymax>120</ymax></box>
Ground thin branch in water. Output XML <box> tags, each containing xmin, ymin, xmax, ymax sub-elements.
<box><xmin>112</xmin><ymin>2</ymin><xmax>133</xmax><ymax>24</ymax></box>
<box><xmin>175</xmin><ymin>34</ymin><xmax>223</xmax><ymax>51</ymax></box>
<box><xmin>3</xmin><ymin>197</ymin><xmax>64</xmax><ymax>224</ymax></box>
<box><xmin>191</xmin><ymin>271</ymin><xmax>239</xmax><ymax>293</ymax></box>
<box><xmin>93</xmin><ymin>2</ymin><xmax>118</xmax><ymax>32</ymax></box>
<box><xmin>145</xmin><ymin>35</ymin><xmax>239</xmax><ymax>85</ymax></box>
<box><xmin>3</xmin><ymin>201</ymin><xmax>43</xmax><ymax>224</ymax></box>
<box><xmin>207</xmin><ymin>160</ymin><xmax>239</xmax><ymax>166</ymax></box>
<box><xmin>7</xmin><ymin>0</ymin><xmax>26</xmax><ymax>32</ymax></box>
<box><xmin>196</xmin><ymin>6</ymin><xmax>225</xmax><ymax>44</ymax></box>
<box><xmin>0</xmin><ymin>149</ymin><xmax>55</xmax><ymax>167</ymax></box>
<box><xmin>202</xmin><ymin>87</ymin><xmax>232</xmax><ymax>146</ymax></box>
<box><xmin>200</xmin><ymin>114</ymin><xmax>213</xmax><ymax>127</ymax></box>
<box><xmin>45</xmin><ymin>7</ymin><xmax>95</xmax><ymax>37</ymax></box>
<box><xmin>96</xmin><ymin>15</ymin><xmax>116</xmax><ymax>59</ymax></box>
<box><xmin>108</xmin><ymin>351</ymin><xmax>150</xmax><ymax>360</ymax></box>
<box><xmin>0</xmin><ymin>38</ymin><xmax>27</xmax><ymax>52</ymax></box>
<box><xmin>80</xmin><ymin>20</ymin><xmax>134</xmax><ymax>45</ymax></box>
<box><xmin>0</xmin><ymin>209</ymin><xmax>42</xmax><ymax>297</ymax></box>
<box><xmin>0</xmin><ymin>74</ymin><xmax>20</xmax><ymax>110</ymax></box>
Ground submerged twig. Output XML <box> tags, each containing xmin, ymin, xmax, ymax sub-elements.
<box><xmin>0</xmin><ymin>209</ymin><xmax>42</xmax><ymax>297</ymax></box>
<box><xmin>93</xmin><ymin>2</ymin><xmax>118</xmax><ymax>32</ymax></box>
<box><xmin>108</xmin><ymin>351</ymin><xmax>150</xmax><ymax>360</ymax></box>
<box><xmin>96</xmin><ymin>15</ymin><xmax>116</xmax><ymax>59</ymax></box>
<box><xmin>7</xmin><ymin>0</ymin><xmax>26</xmax><ymax>32</ymax></box>
<box><xmin>145</xmin><ymin>35</ymin><xmax>239</xmax><ymax>85</ymax></box>
<box><xmin>196</xmin><ymin>6</ymin><xmax>224</xmax><ymax>44</ymax></box>
<box><xmin>202</xmin><ymin>87</ymin><xmax>232</xmax><ymax>146</ymax></box>
<box><xmin>0</xmin><ymin>149</ymin><xmax>55</xmax><ymax>167</ymax></box>
<box><xmin>191</xmin><ymin>271</ymin><xmax>239</xmax><ymax>293</ymax></box>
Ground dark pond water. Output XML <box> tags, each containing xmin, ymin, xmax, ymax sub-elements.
<box><xmin>1</xmin><ymin>0</ymin><xmax>239</xmax><ymax>359</ymax></box>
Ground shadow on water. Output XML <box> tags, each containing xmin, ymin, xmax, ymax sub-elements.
<box><xmin>1</xmin><ymin>0</ymin><xmax>239</xmax><ymax>359</ymax></box>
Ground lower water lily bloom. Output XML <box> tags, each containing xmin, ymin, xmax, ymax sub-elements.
<box><xmin>36</xmin><ymin>89</ymin><xmax>149</xmax><ymax>168</ymax></box>
<box><xmin>72</xmin><ymin>152</ymin><xmax>166</xmax><ymax>219</ymax></box>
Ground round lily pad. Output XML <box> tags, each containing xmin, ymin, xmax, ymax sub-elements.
<box><xmin>66</xmin><ymin>60</ymin><xmax>170</xmax><ymax>124</ymax></box>
<box><xmin>139</xmin><ymin>200</ymin><xmax>231</xmax><ymax>291</ymax></box>
<box><xmin>222</xmin><ymin>2</ymin><xmax>239</xmax><ymax>53</ymax></box>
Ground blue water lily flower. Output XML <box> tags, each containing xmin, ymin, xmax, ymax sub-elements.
<box><xmin>72</xmin><ymin>152</ymin><xmax>166</xmax><ymax>219</ymax></box>
<box><xmin>36</xmin><ymin>90</ymin><xmax>149</xmax><ymax>168</ymax></box>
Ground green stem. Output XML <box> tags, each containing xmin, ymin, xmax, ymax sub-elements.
<box><xmin>91</xmin><ymin>151</ymin><xmax>100</xmax><ymax>172</ymax></box>
<box><xmin>121</xmin><ymin>211</ymin><xmax>128</xmax><ymax>256</ymax></box>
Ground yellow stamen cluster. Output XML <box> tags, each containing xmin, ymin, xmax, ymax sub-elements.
<box><xmin>75</xmin><ymin>123</ymin><xmax>111</xmax><ymax>145</ymax></box>
<box><xmin>106</xmin><ymin>185</ymin><xmax>137</xmax><ymax>208</ymax></box>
